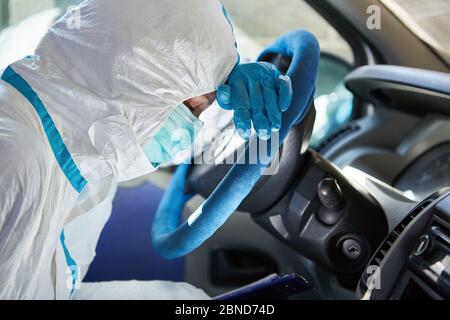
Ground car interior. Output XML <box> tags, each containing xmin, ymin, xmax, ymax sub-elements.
<box><xmin>1</xmin><ymin>0</ymin><xmax>449</xmax><ymax>300</ymax></box>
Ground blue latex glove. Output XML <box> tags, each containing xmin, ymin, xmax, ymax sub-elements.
<box><xmin>217</xmin><ymin>62</ymin><xmax>293</xmax><ymax>140</ymax></box>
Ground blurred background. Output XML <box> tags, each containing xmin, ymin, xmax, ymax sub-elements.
<box><xmin>0</xmin><ymin>0</ymin><xmax>353</xmax><ymax>64</ymax></box>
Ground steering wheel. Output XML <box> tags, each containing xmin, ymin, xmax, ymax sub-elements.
<box><xmin>152</xmin><ymin>30</ymin><xmax>320</xmax><ymax>259</ymax></box>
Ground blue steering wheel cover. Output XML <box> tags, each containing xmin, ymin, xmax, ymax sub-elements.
<box><xmin>152</xmin><ymin>30</ymin><xmax>320</xmax><ymax>259</ymax></box>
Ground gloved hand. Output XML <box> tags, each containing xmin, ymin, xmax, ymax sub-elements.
<box><xmin>217</xmin><ymin>62</ymin><xmax>293</xmax><ymax>140</ymax></box>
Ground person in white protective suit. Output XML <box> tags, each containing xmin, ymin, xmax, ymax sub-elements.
<box><xmin>0</xmin><ymin>0</ymin><xmax>238</xmax><ymax>300</ymax></box>
<box><xmin>0</xmin><ymin>0</ymin><xmax>292</xmax><ymax>300</ymax></box>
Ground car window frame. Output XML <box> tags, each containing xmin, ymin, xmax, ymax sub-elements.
<box><xmin>305</xmin><ymin>0</ymin><xmax>380</xmax><ymax>120</ymax></box>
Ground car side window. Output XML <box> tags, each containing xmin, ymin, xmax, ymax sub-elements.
<box><xmin>222</xmin><ymin>0</ymin><xmax>356</xmax><ymax>148</ymax></box>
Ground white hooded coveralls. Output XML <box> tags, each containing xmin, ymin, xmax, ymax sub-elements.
<box><xmin>0</xmin><ymin>0</ymin><xmax>238</xmax><ymax>299</ymax></box>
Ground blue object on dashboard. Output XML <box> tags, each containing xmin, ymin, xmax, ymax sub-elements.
<box><xmin>151</xmin><ymin>30</ymin><xmax>320</xmax><ymax>259</ymax></box>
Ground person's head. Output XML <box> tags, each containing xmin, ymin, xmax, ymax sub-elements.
<box><xmin>184</xmin><ymin>92</ymin><xmax>217</xmax><ymax>118</ymax></box>
<box><xmin>36</xmin><ymin>0</ymin><xmax>238</xmax><ymax>181</ymax></box>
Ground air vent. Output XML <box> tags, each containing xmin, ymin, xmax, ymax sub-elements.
<box><xmin>317</xmin><ymin>124</ymin><xmax>360</xmax><ymax>154</ymax></box>
<box><xmin>359</xmin><ymin>199</ymin><xmax>433</xmax><ymax>295</ymax></box>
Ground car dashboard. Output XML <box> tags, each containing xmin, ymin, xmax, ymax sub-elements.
<box><xmin>184</xmin><ymin>65</ymin><xmax>450</xmax><ymax>300</ymax></box>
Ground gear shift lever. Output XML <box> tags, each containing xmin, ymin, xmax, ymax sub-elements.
<box><xmin>318</xmin><ymin>178</ymin><xmax>344</xmax><ymax>210</ymax></box>
<box><xmin>317</xmin><ymin>178</ymin><xmax>345</xmax><ymax>226</ymax></box>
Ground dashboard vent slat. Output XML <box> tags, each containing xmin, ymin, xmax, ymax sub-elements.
<box><xmin>391</xmin><ymin>230</ymin><xmax>400</xmax><ymax>239</ymax></box>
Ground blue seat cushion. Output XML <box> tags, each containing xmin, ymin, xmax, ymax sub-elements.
<box><xmin>83</xmin><ymin>182</ymin><xmax>184</xmax><ymax>282</ymax></box>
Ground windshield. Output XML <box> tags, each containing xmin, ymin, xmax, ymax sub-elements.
<box><xmin>381</xmin><ymin>0</ymin><xmax>450</xmax><ymax>65</ymax></box>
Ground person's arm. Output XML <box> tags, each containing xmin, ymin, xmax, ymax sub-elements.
<box><xmin>0</xmin><ymin>124</ymin><xmax>57</xmax><ymax>299</ymax></box>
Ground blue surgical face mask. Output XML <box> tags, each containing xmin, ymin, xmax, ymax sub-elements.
<box><xmin>143</xmin><ymin>103</ymin><xmax>204</xmax><ymax>168</ymax></box>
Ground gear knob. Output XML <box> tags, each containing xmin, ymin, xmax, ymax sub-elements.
<box><xmin>317</xmin><ymin>178</ymin><xmax>344</xmax><ymax>211</ymax></box>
